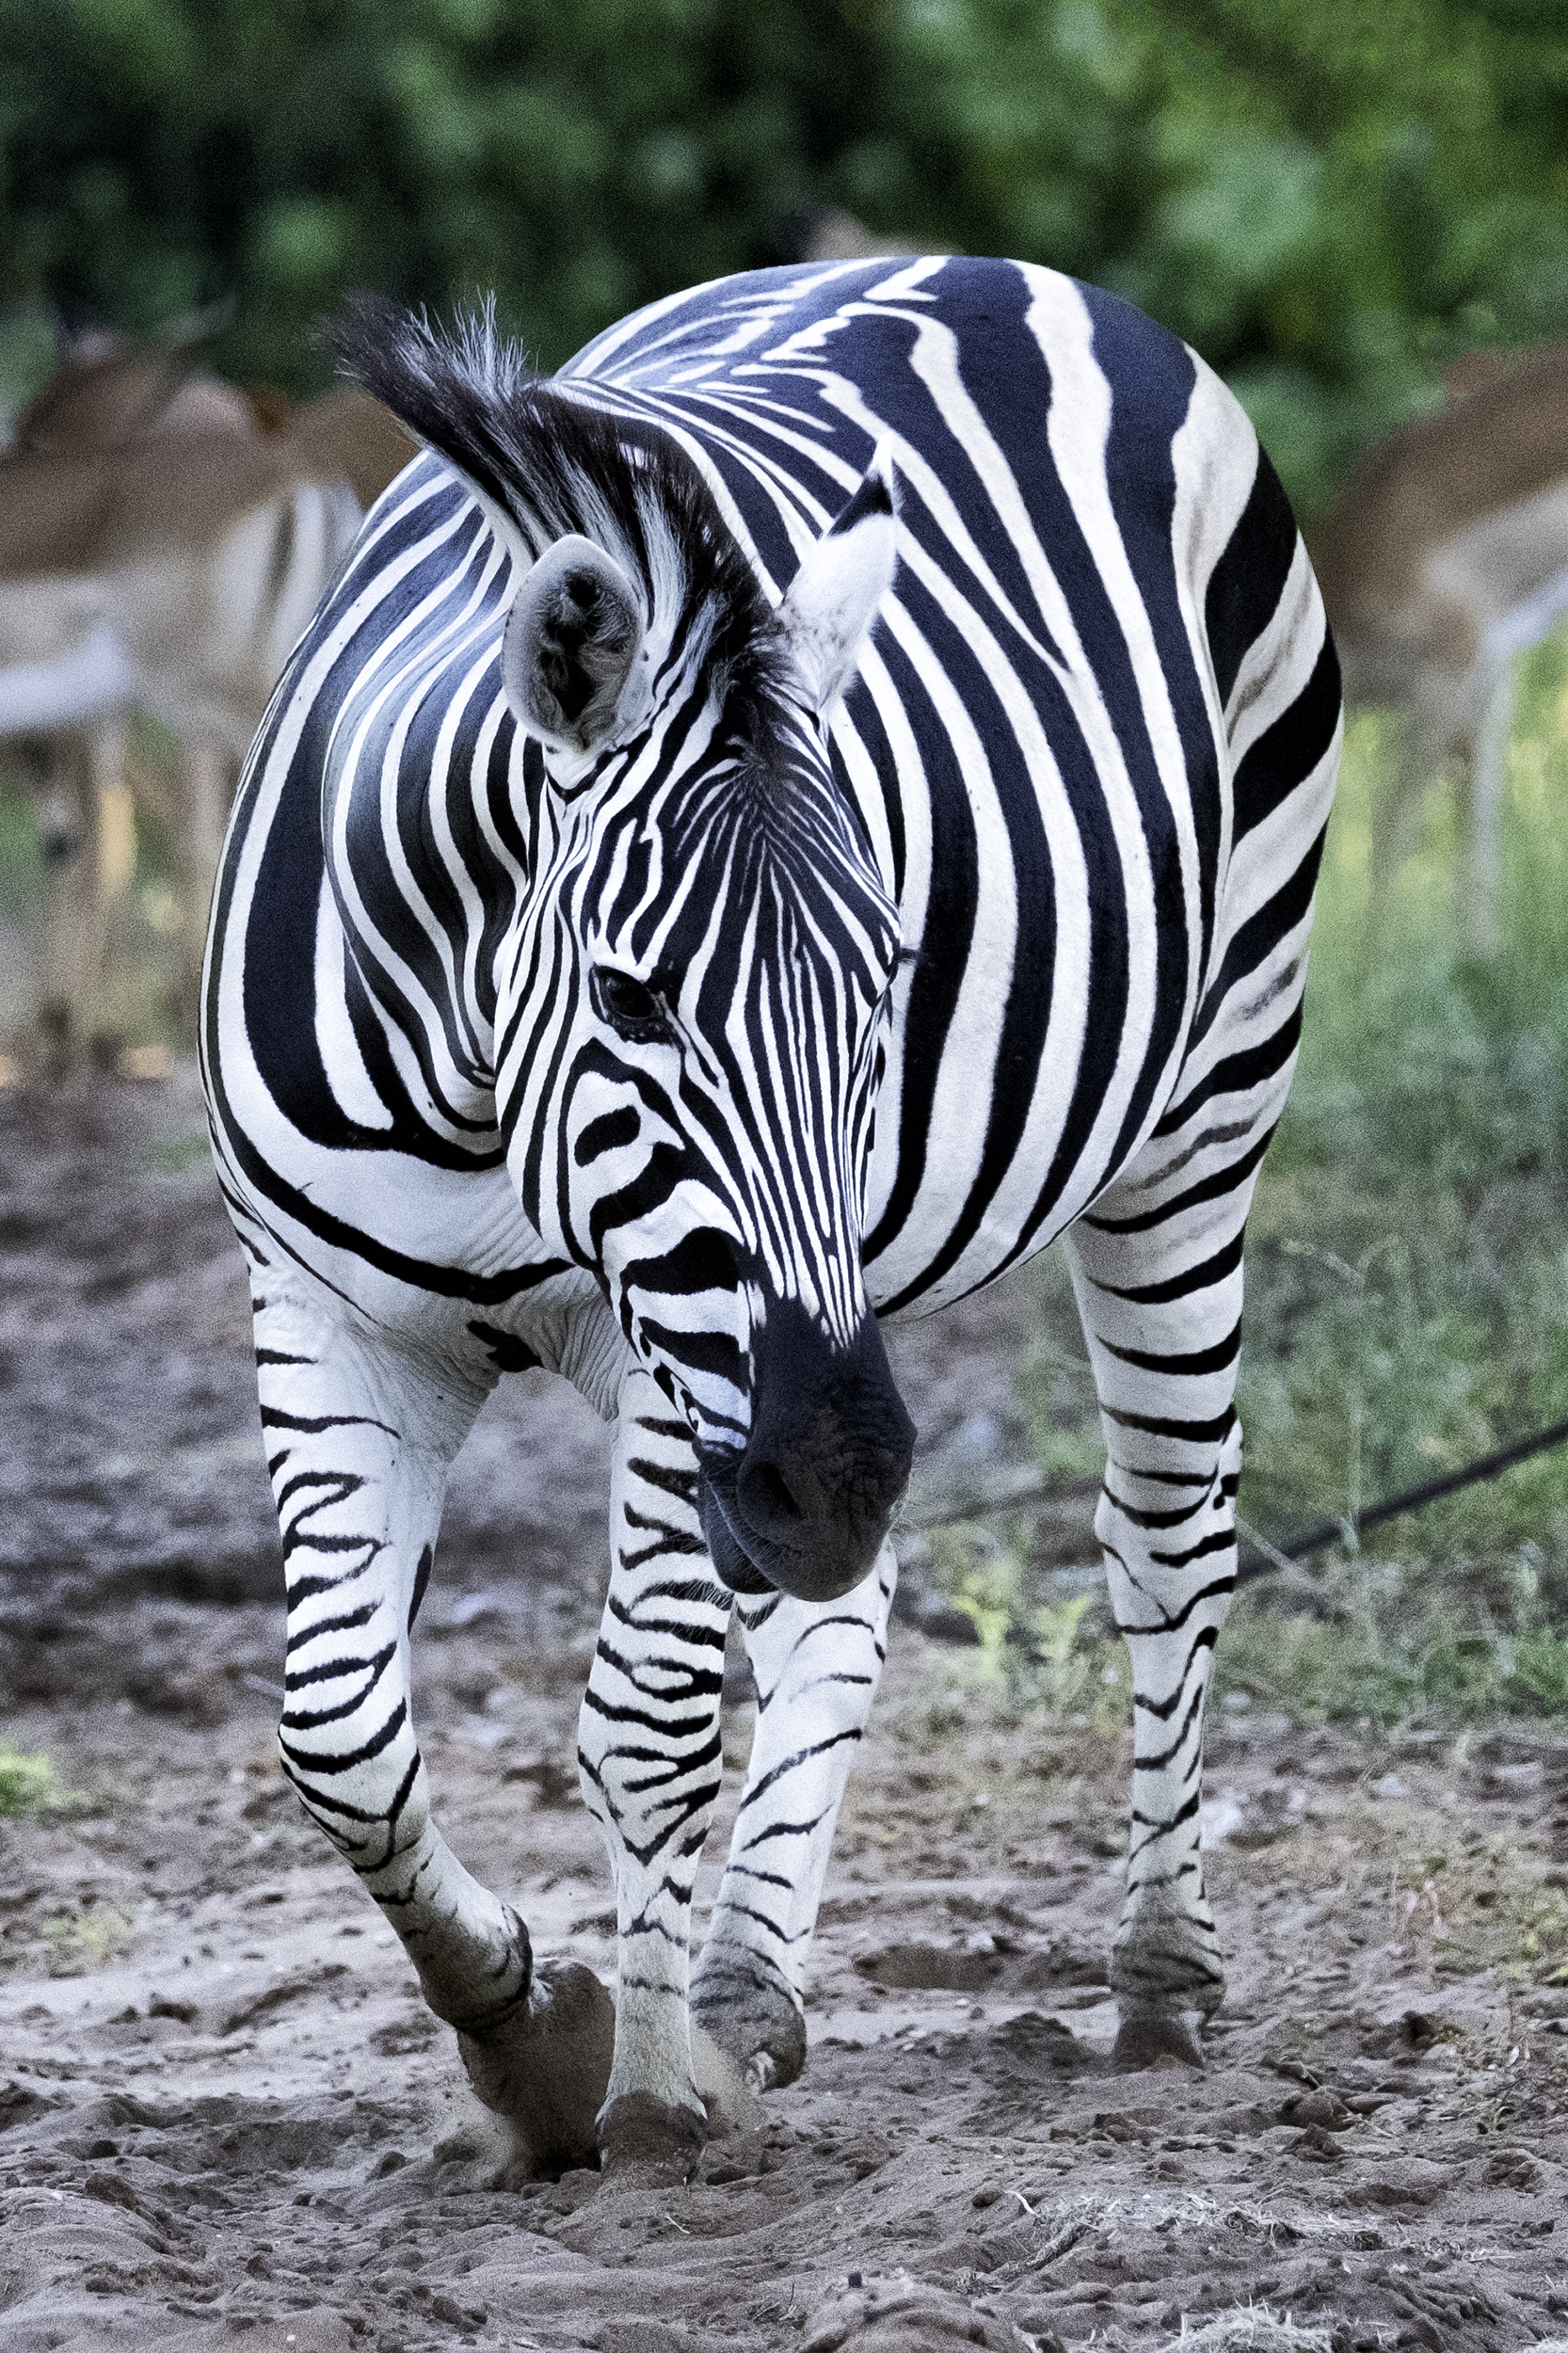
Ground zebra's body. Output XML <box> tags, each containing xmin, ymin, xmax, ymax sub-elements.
<box><xmin>203</xmin><ymin>257</ymin><xmax>1340</xmax><ymax>2176</ymax></box>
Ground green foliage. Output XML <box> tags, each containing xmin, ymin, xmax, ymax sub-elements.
<box><xmin>0</xmin><ymin>0</ymin><xmax>890</xmax><ymax>399</ymax></box>
<box><xmin>1105</xmin><ymin>0</ymin><xmax>1568</xmax><ymax>506</ymax></box>
<box><xmin>0</xmin><ymin>1740</ymin><xmax>72</xmax><ymax>1816</ymax></box>
<box><xmin>1191</xmin><ymin>624</ymin><xmax>1568</xmax><ymax>1725</ymax></box>
<box><xmin>1241</xmin><ymin>625</ymin><xmax>1568</xmax><ymax>1593</ymax></box>
<box><xmin>4</xmin><ymin>1</ymin><xmax>1567</xmax><ymax>512</ymax></box>
<box><xmin>920</xmin><ymin>1521</ymin><xmax>1129</xmax><ymax>1728</ymax></box>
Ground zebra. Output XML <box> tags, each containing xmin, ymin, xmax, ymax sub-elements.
<box><xmin>202</xmin><ymin>255</ymin><xmax>1340</xmax><ymax>2181</ymax></box>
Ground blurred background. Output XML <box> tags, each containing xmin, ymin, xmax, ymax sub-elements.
<box><xmin>4</xmin><ymin>0</ymin><xmax>1565</xmax><ymax>506</ymax></box>
<box><xmin>6</xmin><ymin>0</ymin><xmax>1568</xmax><ymax>1748</ymax></box>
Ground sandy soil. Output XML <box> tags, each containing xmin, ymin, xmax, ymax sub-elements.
<box><xmin>5</xmin><ymin>1067</ymin><xmax>1568</xmax><ymax>2353</ymax></box>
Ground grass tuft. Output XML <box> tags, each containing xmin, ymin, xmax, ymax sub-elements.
<box><xmin>915</xmin><ymin>1521</ymin><xmax>1130</xmax><ymax>1731</ymax></box>
<box><xmin>0</xmin><ymin>1740</ymin><xmax>75</xmax><ymax>1817</ymax></box>
<box><xmin>1158</xmin><ymin>2312</ymin><xmax>1334</xmax><ymax>2352</ymax></box>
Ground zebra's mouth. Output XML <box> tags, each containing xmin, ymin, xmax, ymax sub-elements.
<box><xmin>697</xmin><ymin>1465</ymin><xmax>776</xmax><ymax>1596</ymax></box>
<box><xmin>697</xmin><ymin>1441</ymin><xmax>905</xmax><ymax>1605</ymax></box>
<box><xmin>695</xmin><ymin>1298</ymin><xmax>915</xmax><ymax>1604</ymax></box>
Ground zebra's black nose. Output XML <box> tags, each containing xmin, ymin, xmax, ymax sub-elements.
<box><xmin>721</xmin><ymin>1296</ymin><xmax>914</xmax><ymax>1603</ymax></box>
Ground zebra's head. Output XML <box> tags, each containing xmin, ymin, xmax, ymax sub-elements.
<box><xmin>338</xmin><ymin>303</ymin><xmax>915</xmax><ymax>1604</ymax></box>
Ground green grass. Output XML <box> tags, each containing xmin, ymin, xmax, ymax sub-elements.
<box><xmin>1214</xmin><ymin>1595</ymin><xmax>1568</xmax><ymax>1725</ymax></box>
<box><xmin>1241</xmin><ymin>647</ymin><xmax>1568</xmax><ymax>1570</ymax></box>
<box><xmin>991</xmin><ymin>622</ymin><xmax>1568</xmax><ymax>1728</ymax></box>
<box><xmin>1223</xmin><ymin>625</ymin><xmax>1568</xmax><ymax>1718</ymax></box>
<box><xmin>920</xmin><ymin>1518</ymin><xmax>1133</xmax><ymax>1732</ymax></box>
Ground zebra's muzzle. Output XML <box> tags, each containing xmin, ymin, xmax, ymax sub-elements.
<box><xmin>698</xmin><ymin>1299</ymin><xmax>914</xmax><ymax>1604</ymax></box>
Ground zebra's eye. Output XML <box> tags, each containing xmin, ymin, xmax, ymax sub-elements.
<box><xmin>591</xmin><ymin>966</ymin><xmax>671</xmax><ymax>1042</ymax></box>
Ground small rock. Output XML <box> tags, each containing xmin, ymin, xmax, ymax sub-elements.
<box><xmin>1346</xmin><ymin>2155</ymin><xmax>1454</xmax><ymax>2208</ymax></box>
<box><xmin>1486</xmin><ymin>2147</ymin><xmax>1543</xmax><ymax>2192</ymax></box>
<box><xmin>1200</xmin><ymin>1788</ymin><xmax>1247</xmax><ymax>1846</ymax></box>
<box><xmin>1280</xmin><ymin>2088</ymin><xmax>1353</xmax><ymax>2130</ymax></box>
<box><xmin>82</xmin><ymin>2172</ymin><xmax>138</xmax><ymax>2211</ymax></box>
<box><xmin>856</xmin><ymin>1943</ymin><xmax>1000</xmax><ymax>1993</ymax></box>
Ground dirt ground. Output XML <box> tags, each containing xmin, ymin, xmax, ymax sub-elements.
<box><xmin>6</xmin><ymin>1067</ymin><xmax>1568</xmax><ymax>2353</ymax></box>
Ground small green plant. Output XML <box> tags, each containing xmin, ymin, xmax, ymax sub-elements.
<box><xmin>919</xmin><ymin>1524</ymin><xmax>1128</xmax><ymax>1730</ymax></box>
<box><xmin>1504</xmin><ymin>1627</ymin><xmax>1568</xmax><ymax>1715</ymax></box>
<box><xmin>39</xmin><ymin>1902</ymin><xmax>135</xmax><ymax>1973</ymax></box>
<box><xmin>0</xmin><ymin>1742</ymin><xmax>73</xmax><ymax>1817</ymax></box>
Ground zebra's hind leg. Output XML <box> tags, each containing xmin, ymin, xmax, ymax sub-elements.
<box><xmin>252</xmin><ymin>1272</ymin><xmax>614</xmax><ymax>2175</ymax></box>
<box><xmin>1064</xmin><ymin>1044</ymin><xmax>1296</xmax><ymax>2068</ymax></box>
<box><xmin>690</xmin><ymin>1543</ymin><xmax>897</xmax><ymax>2091</ymax></box>
<box><xmin>577</xmin><ymin>1372</ymin><xmax>733</xmax><ymax>2179</ymax></box>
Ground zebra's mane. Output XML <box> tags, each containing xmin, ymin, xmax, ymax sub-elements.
<box><xmin>330</xmin><ymin>296</ymin><xmax>785</xmax><ymax>724</ymax></box>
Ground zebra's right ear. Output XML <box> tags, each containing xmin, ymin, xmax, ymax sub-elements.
<box><xmin>501</xmin><ymin>536</ymin><xmax>647</xmax><ymax>760</ymax></box>
<box><xmin>779</xmin><ymin>446</ymin><xmax>899</xmax><ymax>713</ymax></box>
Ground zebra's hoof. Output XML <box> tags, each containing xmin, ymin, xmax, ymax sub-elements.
<box><xmin>456</xmin><ymin>1960</ymin><xmax>615</xmax><ymax>2178</ymax></box>
<box><xmin>692</xmin><ymin>2025</ymin><xmax>767</xmax><ymax>2140</ymax></box>
<box><xmin>690</xmin><ymin>1972</ymin><xmax>808</xmax><ymax>2090</ymax></box>
<box><xmin>1112</xmin><ymin>2012</ymin><xmax>1205</xmax><ymax>2072</ymax></box>
<box><xmin>598</xmin><ymin>2090</ymin><xmax>706</xmax><ymax>2185</ymax></box>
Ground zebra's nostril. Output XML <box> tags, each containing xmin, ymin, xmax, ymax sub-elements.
<box><xmin>742</xmin><ymin>1461</ymin><xmax>804</xmax><ymax>1530</ymax></box>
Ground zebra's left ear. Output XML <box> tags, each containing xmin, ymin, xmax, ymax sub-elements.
<box><xmin>501</xmin><ymin>535</ymin><xmax>647</xmax><ymax>759</ymax></box>
<box><xmin>778</xmin><ymin>447</ymin><xmax>898</xmax><ymax>712</ymax></box>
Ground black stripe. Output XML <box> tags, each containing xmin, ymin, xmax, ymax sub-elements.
<box><xmin>1205</xmin><ymin>448</ymin><xmax>1300</xmax><ymax>709</ymax></box>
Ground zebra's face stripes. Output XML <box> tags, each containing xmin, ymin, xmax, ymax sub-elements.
<box><xmin>498</xmin><ymin>685</ymin><xmax>915</xmax><ymax>1604</ymax></box>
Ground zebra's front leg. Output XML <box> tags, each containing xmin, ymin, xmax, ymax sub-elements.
<box><xmin>691</xmin><ymin>1544</ymin><xmax>897</xmax><ymax>2090</ymax></box>
<box><xmin>577</xmin><ymin>1373</ymin><xmax>732</xmax><ymax>2177</ymax></box>
<box><xmin>254</xmin><ymin>1273</ymin><xmax>614</xmax><ymax>2171</ymax></box>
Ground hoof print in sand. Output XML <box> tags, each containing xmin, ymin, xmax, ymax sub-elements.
<box><xmin>457</xmin><ymin>1958</ymin><xmax>614</xmax><ymax>2178</ymax></box>
<box><xmin>855</xmin><ymin>1943</ymin><xmax>1002</xmax><ymax>1993</ymax></box>
<box><xmin>802</xmin><ymin>2272</ymin><xmax>1037</xmax><ymax>2353</ymax></box>
<box><xmin>1111</xmin><ymin>2014</ymin><xmax>1204</xmax><ymax>2072</ymax></box>
<box><xmin>598</xmin><ymin>2089</ymin><xmax>706</xmax><ymax>2184</ymax></box>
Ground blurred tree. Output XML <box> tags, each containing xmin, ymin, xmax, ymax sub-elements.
<box><xmin>1</xmin><ymin>0</ymin><xmax>1564</xmax><ymax>515</ymax></box>
<box><xmin>849</xmin><ymin>0</ymin><xmax>1568</xmax><ymax>509</ymax></box>
<box><xmin>0</xmin><ymin>1</ymin><xmax>889</xmax><ymax>394</ymax></box>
